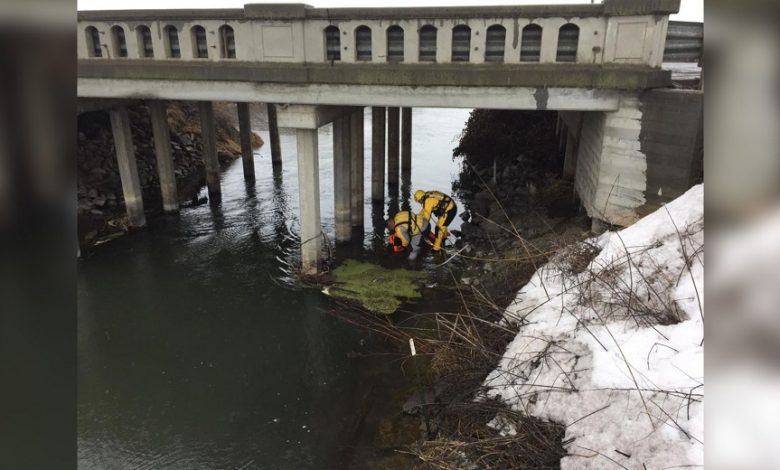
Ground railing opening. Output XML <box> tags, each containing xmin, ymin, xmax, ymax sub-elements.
<box><xmin>520</xmin><ymin>24</ymin><xmax>542</xmax><ymax>62</ymax></box>
<box><xmin>419</xmin><ymin>25</ymin><xmax>437</xmax><ymax>62</ymax></box>
<box><xmin>451</xmin><ymin>25</ymin><xmax>471</xmax><ymax>62</ymax></box>
<box><xmin>137</xmin><ymin>25</ymin><xmax>154</xmax><ymax>58</ymax></box>
<box><xmin>219</xmin><ymin>25</ymin><xmax>236</xmax><ymax>59</ymax></box>
<box><xmin>387</xmin><ymin>25</ymin><xmax>404</xmax><ymax>62</ymax></box>
<box><xmin>110</xmin><ymin>26</ymin><xmax>127</xmax><ymax>58</ymax></box>
<box><xmin>164</xmin><ymin>25</ymin><xmax>180</xmax><ymax>58</ymax></box>
<box><xmin>324</xmin><ymin>26</ymin><xmax>341</xmax><ymax>61</ymax></box>
<box><xmin>192</xmin><ymin>25</ymin><xmax>208</xmax><ymax>58</ymax></box>
<box><xmin>485</xmin><ymin>24</ymin><xmax>506</xmax><ymax>62</ymax></box>
<box><xmin>556</xmin><ymin>23</ymin><xmax>579</xmax><ymax>62</ymax></box>
<box><xmin>85</xmin><ymin>26</ymin><xmax>102</xmax><ymax>58</ymax></box>
<box><xmin>355</xmin><ymin>25</ymin><xmax>372</xmax><ymax>61</ymax></box>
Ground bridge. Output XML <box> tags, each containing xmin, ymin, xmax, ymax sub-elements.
<box><xmin>77</xmin><ymin>1</ymin><xmax>702</xmax><ymax>273</ymax></box>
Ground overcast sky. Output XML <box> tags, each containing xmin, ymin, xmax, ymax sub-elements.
<box><xmin>77</xmin><ymin>0</ymin><xmax>703</xmax><ymax>22</ymax></box>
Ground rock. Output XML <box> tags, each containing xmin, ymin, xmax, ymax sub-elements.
<box><xmin>90</xmin><ymin>209</ymin><xmax>104</xmax><ymax>216</ymax></box>
<box><xmin>88</xmin><ymin>188</ymin><xmax>98</xmax><ymax>198</ymax></box>
<box><xmin>459</xmin><ymin>222</ymin><xmax>484</xmax><ymax>239</ymax></box>
<box><xmin>459</xmin><ymin>210</ymin><xmax>471</xmax><ymax>222</ymax></box>
<box><xmin>93</xmin><ymin>196</ymin><xmax>107</xmax><ymax>207</ymax></box>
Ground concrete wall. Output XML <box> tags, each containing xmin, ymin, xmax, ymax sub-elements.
<box><xmin>572</xmin><ymin>89</ymin><xmax>703</xmax><ymax>226</ymax></box>
<box><xmin>77</xmin><ymin>2</ymin><xmax>676</xmax><ymax>68</ymax></box>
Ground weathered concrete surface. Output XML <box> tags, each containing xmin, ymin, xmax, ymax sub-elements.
<box><xmin>237</xmin><ymin>102</ymin><xmax>256</xmax><ymax>181</ymax></box>
<box><xmin>296</xmin><ymin>128</ymin><xmax>321</xmax><ymax>274</ymax></box>
<box><xmin>639</xmin><ymin>89</ymin><xmax>703</xmax><ymax>207</ymax></box>
<box><xmin>350</xmin><ymin>108</ymin><xmax>365</xmax><ymax>228</ymax></box>
<box><xmin>276</xmin><ymin>104</ymin><xmax>358</xmax><ymax>129</ymax></box>
<box><xmin>80</xmin><ymin>79</ymin><xmax>625</xmax><ymax>111</ymax></box>
<box><xmin>109</xmin><ymin>107</ymin><xmax>146</xmax><ymax>226</ymax></box>
<box><xmin>198</xmin><ymin>101</ymin><xmax>221</xmax><ymax>198</ymax></box>
<box><xmin>371</xmin><ymin>107</ymin><xmax>385</xmax><ymax>202</ymax></box>
<box><xmin>387</xmin><ymin>107</ymin><xmax>400</xmax><ymax>188</ymax></box>
<box><xmin>333</xmin><ymin>116</ymin><xmax>352</xmax><ymax>243</ymax></box>
<box><xmin>78</xmin><ymin>61</ymin><xmax>672</xmax><ymax>91</ymax></box>
<box><xmin>266</xmin><ymin>103</ymin><xmax>282</xmax><ymax>167</ymax></box>
<box><xmin>148</xmin><ymin>101</ymin><xmax>179</xmax><ymax>212</ymax></box>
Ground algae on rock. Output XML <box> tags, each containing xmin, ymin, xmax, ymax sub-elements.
<box><xmin>329</xmin><ymin>260</ymin><xmax>426</xmax><ymax>315</ymax></box>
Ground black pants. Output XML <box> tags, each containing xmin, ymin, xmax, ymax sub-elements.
<box><xmin>435</xmin><ymin>204</ymin><xmax>457</xmax><ymax>235</ymax></box>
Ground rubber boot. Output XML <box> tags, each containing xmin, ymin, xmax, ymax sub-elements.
<box><xmin>433</xmin><ymin>229</ymin><xmax>445</xmax><ymax>251</ymax></box>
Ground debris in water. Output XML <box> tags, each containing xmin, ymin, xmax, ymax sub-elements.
<box><xmin>328</xmin><ymin>260</ymin><xmax>427</xmax><ymax>314</ymax></box>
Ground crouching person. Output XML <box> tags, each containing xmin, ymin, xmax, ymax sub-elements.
<box><xmin>386</xmin><ymin>210</ymin><xmax>430</xmax><ymax>261</ymax></box>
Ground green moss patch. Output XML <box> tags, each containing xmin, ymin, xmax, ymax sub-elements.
<box><xmin>329</xmin><ymin>260</ymin><xmax>427</xmax><ymax>315</ymax></box>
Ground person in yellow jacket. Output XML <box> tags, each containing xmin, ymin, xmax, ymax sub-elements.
<box><xmin>414</xmin><ymin>190</ymin><xmax>458</xmax><ymax>251</ymax></box>
<box><xmin>386</xmin><ymin>210</ymin><xmax>430</xmax><ymax>260</ymax></box>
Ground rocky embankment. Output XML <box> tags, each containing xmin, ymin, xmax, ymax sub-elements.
<box><xmin>77</xmin><ymin>102</ymin><xmax>262</xmax><ymax>245</ymax></box>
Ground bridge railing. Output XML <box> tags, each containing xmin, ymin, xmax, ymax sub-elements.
<box><xmin>77</xmin><ymin>1</ymin><xmax>679</xmax><ymax>69</ymax></box>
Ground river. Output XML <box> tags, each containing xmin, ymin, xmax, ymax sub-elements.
<box><xmin>77</xmin><ymin>108</ymin><xmax>472</xmax><ymax>469</ymax></box>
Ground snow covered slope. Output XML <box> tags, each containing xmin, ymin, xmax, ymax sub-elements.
<box><xmin>484</xmin><ymin>184</ymin><xmax>703</xmax><ymax>469</ymax></box>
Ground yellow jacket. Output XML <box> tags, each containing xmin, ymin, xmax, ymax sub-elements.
<box><xmin>419</xmin><ymin>191</ymin><xmax>455</xmax><ymax>223</ymax></box>
<box><xmin>393</xmin><ymin>210</ymin><xmax>427</xmax><ymax>247</ymax></box>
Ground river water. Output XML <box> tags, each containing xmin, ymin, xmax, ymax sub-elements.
<box><xmin>78</xmin><ymin>108</ymin><xmax>472</xmax><ymax>469</ymax></box>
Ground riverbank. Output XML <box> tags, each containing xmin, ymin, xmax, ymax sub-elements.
<box><xmin>77</xmin><ymin>102</ymin><xmax>262</xmax><ymax>248</ymax></box>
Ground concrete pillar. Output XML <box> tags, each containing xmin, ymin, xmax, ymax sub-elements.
<box><xmin>148</xmin><ymin>101</ymin><xmax>179</xmax><ymax>213</ymax></box>
<box><xmin>563</xmin><ymin>128</ymin><xmax>578</xmax><ymax>181</ymax></box>
<box><xmin>349</xmin><ymin>108</ymin><xmax>365</xmax><ymax>228</ymax></box>
<box><xmin>296</xmin><ymin>129</ymin><xmax>322</xmax><ymax>274</ymax></box>
<box><xmin>333</xmin><ymin>116</ymin><xmax>352</xmax><ymax>243</ymax></box>
<box><xmin>267</xmin><ymin>103</ymin><xmax>283</xmax><ymax>167</ymax></box>
<box><xmin>401</xmin><ymin>107</ymin><xmax>412</xmax><ymax>177</ymax></box>
<box><xmin>198</xmin><ymin>101</ymin><xmax>220</xmax><ymax>198</ymax></box>
<box><xmin>387</xmin><ymin>107</ymin><xmax>400</xmax><ymax>188</ymax></box>
<box><xmin>109</xmin><ymin>107</ymin><xmax>146</xmax><ymax>227</ymax></box>
<box><xmin>371</xmin><ymin>107</ymin><xmax>386</xmax><ymax>202</ymax></box>
<box><xmin>237</xmin><ymin>102</ymin><xmax>255</xmax><ymax>181</ymax></box>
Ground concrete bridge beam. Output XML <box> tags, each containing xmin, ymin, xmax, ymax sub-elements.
<box><xmin>296</xmin><ymin>128</ymin><xmax>322</xmax><ymax>274</ymax></box>
<box><xmin>237</xmin><ymin>102</ymin><xmax>256</xmax><ymax>181</ymax></box>
<box><xmin>371</xmin><ymin>107</ymin><xmax>386</xmax><ymax>203</ymax></box>
<box><xmin>198</xmin><ymin>101</ymin><xmax>221</xmax><ymax>199</ymax></box>
<box><xmin>109</xmin><ymin>107</ymin><xmax>146</xmax><ymax>227</ymax></box>
<box><xmin>148</xmin><ymin>101</ymin><xmax>179</xmax><ymax>213</ymax></box>
<box><xmin>387</xmin><ymin>107</ymin><xmax>400</xmax><ymax>190</ymax></box>
<box><xmin>349</xmin><ymin>108</ymin><xmax>365</xmax><ymax>228</ymax></box>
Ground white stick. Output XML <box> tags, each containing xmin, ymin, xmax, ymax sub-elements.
<box><xmin>409</xmin><ymin>338</ymin><xmax>417</xmax><ymax>356</ymax></box>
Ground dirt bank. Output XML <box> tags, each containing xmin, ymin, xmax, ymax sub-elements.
<box><xmin>77</xmin><ymin>101</ymin><xmax>262</xmax><ymax>248</ymax></box>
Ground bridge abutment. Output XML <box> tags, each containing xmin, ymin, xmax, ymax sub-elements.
<box><xmin>109</xmin><ymin>107</ymin><xmax>146</xmax><ymax>227</ymax></box>
<box><xmin>149</xmin><ymin>101</ymin><xmax>179</xmax><ymax>213</ymax></box>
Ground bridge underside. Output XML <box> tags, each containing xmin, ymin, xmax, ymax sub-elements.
<box><xmin>79</xmin><ymin>80</ymin><xmax>622</xmax><ymax>111</ymax></box>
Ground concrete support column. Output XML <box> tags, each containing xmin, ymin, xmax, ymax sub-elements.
<box><xmin>349</xmin><ymin>108</ymin><xmax>365</xmax><ymax>228</ymax></box>
<box><xmin>109</xmin><ymin>107</ymin><xmax>146</xmax><ymax>227</ymax></box>
<box><xmin>149</xmin><ymin>101</ymin><xmax>179</xmax><ymax>213</ymax></box>
<box><xmin>296</xmin><ymin>128</ymin><xmax>322</xmax><ymax>274</ymax></box>
<box><xmin>387</xmin><ymin>107</ymin><xmax>400</xmax><ymax>189</ymax></box>
<box><xmin>198</xmin><ymin>101</ymin><xmax>220</xmax><ymax>198</ymax></box>
<box><xmin>401</xmin><ymin>107</ymin><xmax>412</xmax><ymax>177</ymax></box>
<box><xmin>237</xmin><ymin>102</ymin><xmax>255</xmax><ymax>181</ymax></box>
<box><xmin>333</xmin><ymin>116</ymin><xmax>352</xmax><ymax>243</ymax></box>
<box><xmin>371</xmin><ymin>107</ymin><xmax>386</xmax><ymax>203</ymax></box>
<box><xmin>267</xmin><ymin>103</ymin><xmax>283</xmax><ymax>167</ymax></box>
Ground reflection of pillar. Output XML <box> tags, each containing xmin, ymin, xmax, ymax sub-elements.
<box><xmin>237</xmin><ymin>102</ymin><xmax>256</xmax><ymax>181</ymax></box>
<box><xmin>371</xmin><ymin>107</ymin><xmax>386</xmax><ymax>203</ymax></box>
<box><xmin>149</xmin><ymin>101</ymin><xmax>179</xmax><ymax>213</ymax></box>
<box><xmin>401</xmin><ymin>177</ymin><xmax>411</xmax><ymax>212</ymax></box>
<box><xmin>333</xmin><ymin>116</ymin><xmax>352</xmax><ymax>243</ymax></box>
<box><xmin>296</xmin><ymin>129</ymin><xmax>322</xmax><ymax>274</ymax></box>
<box><xmin>371</xmin><ymin>201</ymin><xmax>386</xmax><ymax>252</ymax></box>
<box><xmin>387</xmin><ymin>107</ymin><xmax>400</xmax><ymax>189</ymax></box>
<box><xmin>198</xmin><ymin>101</ymin><xmax>221</xmax><ymax>199</ymax></box>
<box><xmin>401</xmin><ymin>107</ymin><xmax>412</xmax><ymax>178</ymax></box>
<box><xmin>267</xmin><ymin>103</ymin><xmax>283</xmax><ymax>168</ymax></box>
<box><xmin>109</xmin><ymin>107</ymin><xmax>146</xmax><ymax>227</ymax></box>
<box><xmin>350</xmin><ymin>108</ymin><xmax>364</xmax><ymax>228</ymax></box>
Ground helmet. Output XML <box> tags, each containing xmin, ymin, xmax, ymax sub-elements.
<box><xmin>414</xmin><ymin>190</ymin><xmax>425</xmax><ymax>202</ymax></box>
